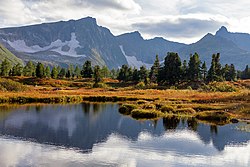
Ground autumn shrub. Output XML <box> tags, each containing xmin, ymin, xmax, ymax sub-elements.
<box><xmin>202</xmin><ymin>82</ymin><xmax>237</xmax><ymax>92</ymax></box>
<box><xmin>0</xmin><ymin>78</ymin><xmax>28</xmax><ymax>92</ymax></box>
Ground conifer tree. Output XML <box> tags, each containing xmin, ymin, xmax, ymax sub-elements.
<box><xmin>201</xmin><ymin>61</ymin><xmax>207</xmax><ymax>82</ymax></box>
<box><xmin>132</xmin><ymin>68</ymin><xmax>140</xmax><ymax>82</ymax></box>
<box><xmin>242</xmin><ymin>65</ymin><xmax>250</xmax><ymax>79</ymax></box>
<box><xmin>182</xmin><ymin>60</ymin><xmax>188</xmax><ymax>81</ymax></box>
<box><xmin>44</xmin><ymin>66</ymin><xmax>51</xmax><ymax>78</ymax></box>
<box><xmin>223</xmin><ymin>64</ymin><xmax>230</xmax><ymax>81</ymax></box>
<box><xmin>149</xmin><ymin>55</ymin><xmax>160</xmax><ymax>83</ymax></box>
<box><xmin>51</xmin><ymin>66</ymin><xmax>58</xmax><ymax>79</ymax></box>
<box><xmin>100</xmin><ymin>66</ymin><xmax>110</xmax><ymax>78</ymax></box>
<box><xmin>0</xmin><ymin>59</ymin><xmax>11</xmax><ymax>76</ymax></box>
<box><xmin>163</xmin><ymin>52</ymin><xmax>182</xmax><ymax>85</ymax></box>
<box><xmin>58</xmin><ymin>68</ymin><xmax>66</xmax><ymax>79</ymax></box>
<box><xmin>36</xmin><ymin>62</ymin><xmax>45</xmax><ymax>78</ymax></box>
<box><xmin>229</xmin><ymin>64</ymin><xmax>236</xmax><ymax>81</ymax></box>
<box><xmin>110</xmin><ymin>69</ymin><xmax>118</xmax><ymax>79</ymax></box>
<box><xmin>139</xmin><ymin>65</ymin><xmax>148</xmax><ymax>84</ymax></box>
<box><xmin>74</xmin><ymin>65</ymin><xmax>81</xmax><ymax>78</ymax></box>
<box><xmin>93</xmin><ymin>65</ymin><xmax>102</xmax><ymax>84</ymax></box>
<box><xmin>81</xmin><ymin>60</ymin><xmax>93</xmax><ymax>78</ymax></box>
<box><xmin>188</xmin><ymin>53</ymin><xmax>201</xmax><ymax>81</ymax></box>
<box><xmin>207</xmin><ymin>53</ymin><xmax>223</xmax><ymax>82</ymax></box>
<box><xmin>12</xmin><ymin>63</ymin><xmax>23</xmax><ymax>76</ymax></box>
<box><xmin>117</xmin><ymin>64</ymin><xmax>129</xmax><ymax>82</ymax></box>
<box><xmin>23</xmin><ymin>61</ymin><xmax>35</xmax><ymax>77</ymax></box>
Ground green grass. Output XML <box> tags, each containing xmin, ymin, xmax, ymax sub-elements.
<box><xmin>0</xmin><ymin>44</ymin><xmax>23</xmax><ymax>65</ymax></box>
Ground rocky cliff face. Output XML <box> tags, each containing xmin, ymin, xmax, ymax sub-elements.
<box><xmin>0</xmin><ymin>18</ymin><xmax>250</xmax><ymax>69</ymax></box>
<box><xmin>178</xmin><ymin>33</ymin><xmax>250</xmax><ymax>68</ymax></box>
<box><xmin>0</xmin><ymin>17</ymin><xmax>127</xmax><ymax>68</ymax></box>
<box><xmin>215</xmin><ymin>26</ymin><xmax>250</xmax><ymax>52</ymax></box>
<box><xmin>0</xmin><ymin>17</ymin><xmax>187</xmax><ymax>68</ymax></box>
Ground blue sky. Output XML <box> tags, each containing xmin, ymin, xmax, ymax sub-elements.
<box><xmin>0</xmin><ymin>0</ymin><xmax>250</xmax><ymax>43</ymax></box>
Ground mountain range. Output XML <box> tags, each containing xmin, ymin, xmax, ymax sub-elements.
<box><xmin>0</xmin><ymin>17</ymin><xmax>250</xmax><ymax>69</ymax></box>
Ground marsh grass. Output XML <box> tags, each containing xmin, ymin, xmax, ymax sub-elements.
<box><xmin>195</xmin><ymin>111</ymin><xmax>233</xmax><ymax>124</ymax></box>
<box><xmin>131</xmin><ymin>109</ymin><xmax>162</xmax><ymax>119</ymax></box>
<box><xmin>119</xmin><ymin>104</ymin><xmax>137</xmax><ymax>115</ymax></box>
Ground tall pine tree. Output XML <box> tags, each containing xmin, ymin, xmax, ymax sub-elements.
<box><xmin>188</xmin><ymin>53</ymin><xmax>201</xmax><ymax>81</ymax></box>
<box><xmin>162</xmin><ymin>52</ymin><xmax>182</xmax><ymax>85</ymax></box>
<box><xmin>81</xmin><ymin>60</ymin><xmax>93</xmax><ymax>78</ymax></box>
<box><xmin>149</xmin><ymin>55</ymin><xmax>160</xmax><ymax>83</ymax></box>
<box><xmin>35</xmin><ymin>62</ymin><xmax>45</xmax><ymax>78</ymax></box>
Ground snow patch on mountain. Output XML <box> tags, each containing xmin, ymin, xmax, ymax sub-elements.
<box><xmin>6</xmin><ymin>33</ymin><xmax>86</xmax><ymax>57</ymax></box>
<box><xmin>119</xmin><ymin>45</ymin><xmax>151</xmax><ymax>68</ymax></box>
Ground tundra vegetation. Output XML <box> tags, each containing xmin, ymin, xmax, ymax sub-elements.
<box><xmin>0</xmin><ymin>52</ymin><xmax>249</xmax><ymax>124</ymax></box>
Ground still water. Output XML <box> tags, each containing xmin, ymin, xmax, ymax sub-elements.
<box><xmin>0</xmin><ymin>103</ymin><xmax>249</xmax><ymax>167</ymax></box>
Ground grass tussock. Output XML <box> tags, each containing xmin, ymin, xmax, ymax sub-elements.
<box><xmin>119</xmin><ymin>104</ymin><xmax>137</xmax><ymax>115</ymax></box>
<box><xmin>161</xmin><ymin>105</ymin><xmax>175</xmax><ymax>113</ymax></box>
<box><xmin>131</xmin><ymin>109</ymin><xmax>161</xmax><ymax>119</ymax></box>
<box><xmin>195</xmin><ymin>111</ymin><xmax>233</xmax><ymax>124</ymax></box>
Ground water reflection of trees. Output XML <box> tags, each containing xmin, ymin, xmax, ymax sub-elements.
<box><xmin>210</xmin><ymin>125</ymin><xmax>218</xmax><ymax>135</ymax></box>
<box><xmin>163</xmin><ymin>116</ymin><xmax>180</xmax><ymax>130</ymax></box>
<box><xmin>81</xmin><ymin>103</ymin><xmax>105</xmax><ymax>115</ymax></box>
<box><xmin>187</xmin><ymin>118</ymin><xmax>198</xmax><ymax>131</ymax></box>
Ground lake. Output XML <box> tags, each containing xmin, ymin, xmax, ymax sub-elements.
<box><xmin>0</xmin><ymin>103</ymin><xmax>249</xmax><ymax>167</ymax></box>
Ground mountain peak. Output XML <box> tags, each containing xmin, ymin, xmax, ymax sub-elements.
<box><xmin>216</xmin><ymin>26</ymin><xmax>228</xmax><ymax>36</ymax></box>
<box><xmin>130</xmin><ymin>31</ymin><xmax>142</xmax><ymax>37</ymax></box>
<box><xmin>118</xmin><ymin>31</ymin><xmax>143</xmax><ymax>40</ymax></box>
<box><xmin>76</xmin><ymin>17</ymin><xmax>97</xmax><ymax>24</ymax></box>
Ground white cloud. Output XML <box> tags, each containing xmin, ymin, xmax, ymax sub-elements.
<box><xmin>0</xmin><ymin>0</ymin><xmax>250</xmax><ymax>43</ymax></box>
<box><xmin>0</xmin><ymin>131</ymin><xmax>249</xmax><ymax>167</ymax></box>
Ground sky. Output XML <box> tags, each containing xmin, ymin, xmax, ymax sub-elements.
<box><xmin>0</xmin><ymin>0</ymin><xmax>250</xmax><ymax>44</ymax></box>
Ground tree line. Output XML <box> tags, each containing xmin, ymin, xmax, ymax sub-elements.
<box><xmin>0</xmin><ymin>60</ymin><xmax>114</xmax><ymax>84</ymax></box>
<box><xmin>0</xmin><ymin>52</ymin><xmax>249</xmax><ymax>85</ymax></box>
<box><xmin>117</xmin><ymin>52</ymin><xmax>247</xmax><ymax>85</ymax></box>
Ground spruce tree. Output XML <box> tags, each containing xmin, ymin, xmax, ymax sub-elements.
<box><xmin>201</xmin><ymin>61</ymin><xmax>207</xmax><ymax>82</ymax></box>
<box><xmin>58</xmin><ymin>68</ymin><xmax>66</xmax><ymax>79</ymax></box>
<box><xmin>110</xmin><ymin>69</ymin><xmax>118</xmax><ymax>79</ymax></box>
<box><xmin>44</xmin><ymin>66</ymin><xmax>51</xmax><ymax>78</ymax></box>
<box><xmin>223</xmin><ymin>64</ymin><xmax>230</xmax><ymax>81</ymax></box>
<box><xmin>81</xmin><ymin>60</ymin><xmax>93</xmax><ymax>78</ymax></box>
<box><xmin>242</xmin><ymin>65</ymin><xmax>250</xmax><ymax>79</ymax></box>
<box><xmin>182</xmin><ymin>60</ymin><xmax>188</xmax><ymax>81</ymax></box>
<box><xmin>132</xmin><ymin>68</ymin><xmax>140</xmax><ymax>82</ymax></box>
<box><xmin>188</xmin><ymin>53</ymin><xmax>201</xmax><ymax>81</ymax></box>
<box><xmin>139</xmin><ymin>65</ymin><xmax>148</xmax><ymax>84</ymax></box>
<box><xmin>163</xmin><ymin>52</ymin><xmax>182</xmax><ymax>85</ymax></box>
<box><xmin>117</xmin><ymin>64</ymin><xmax>129</xmax><ymax>82</ymax></box>
<box><xmin>100</xmin><ymin>66</ymin><xmax>110</xmax><ymax>78</ymax></box>
<box><xmin>74</xmin><ymin>66</ymin><xmax>81</xmax><ymax>78</ymax></box>
<box><xmin>207</xmin><ymin>53</ymin><xmax>223</xmax><ymax>82</ymax></box>
<box><xmin>23</xmin><ymin>61</ymin><xmax>35</xmax><ymax>77</ymax></box>
<box><xmin>93</xmin><ymin>65</ymin><xmax>102</xmax><ymax>84</ymax></box>
<box><xmin>1</xmin><ymin>59</ymin><xmax>11</xmax><ymax>76</ymax></box>
<box><xmin>51</xmin><ymin>66</ymin><xmax>58</xmax><ymax>79</ymax></box>
<box><xmin>149</xmin><ymin>55</ymin><xmax>160</xmax><ymax>83</ymax></box>
<box><xmin>12</xmin><ymin>63</ymin><xmax>23</xmax><ymax>76</ymax></box>
<box><xmin>36</xmin><ymin>62</ymin><xmax>45</xmax><ymax>78</ymax></box>
<box><xmin>229</xmin><ymin>64</ymin><xmax>236</xmax><ymax>81</ymax></box>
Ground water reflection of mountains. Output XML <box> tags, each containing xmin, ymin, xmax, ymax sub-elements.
<box><xmin>0</xmin><ymin>103</ymin><xmax>249</xmax><ymax>151</ymax></box>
